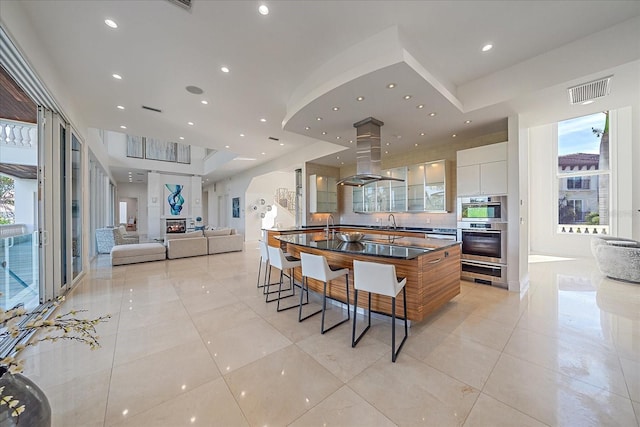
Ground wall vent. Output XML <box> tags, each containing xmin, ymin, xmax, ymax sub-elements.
<box><xmin>567</xmin><ymin>75</ymin><xmax>612</xmax><ymax>104</ymax></box>
<box><xmin>141</xmin><ymin>105</ymin><xmax>162</xmax><ymax>113</ymax></box>
<box><xmin>268</xmin><ymin>136</ymin><xmax>280</xmax><ymax>141</ymax></box>
<box><xmin>167</xmin><ymin>0</ymin><xmax>192</xmax><ymax>10</ymax></box>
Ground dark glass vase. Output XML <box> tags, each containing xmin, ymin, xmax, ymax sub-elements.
<box><xmin>0</xmin><ymin>368</ymin><xmax>51</xmax><ymax>427</ymax></box>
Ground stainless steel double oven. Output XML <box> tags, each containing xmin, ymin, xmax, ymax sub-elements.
<box><xmin>457</xmin><ymin>196</ymin><xmax>508</xmax><ymax>288</ymax></box>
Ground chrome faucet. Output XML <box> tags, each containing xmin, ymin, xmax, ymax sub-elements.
<box><xmin>388</xmin><ymin>213</ymin><xmax>397</xmax><ymax>230</ymax></box>
<box><xmin>326</xmin><ymin>214</ymin><xmax>335</xmax><ymax>239</ymax></box>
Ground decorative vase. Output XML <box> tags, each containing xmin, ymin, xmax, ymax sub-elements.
<box><xmin>0</xmin><ymin>368</ymin><xmax>51</xmax><ymax>427</ymax></box>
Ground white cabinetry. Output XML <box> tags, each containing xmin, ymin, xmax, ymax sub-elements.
<box><xmin>457</xmin><ymin>142</ymin><xmax>507</xmax><ymax>196</ymax></box>
<box><xmin>309</xmin><ymin>174</ymin><xmax>337</xmax><ymax>213</ymax></box>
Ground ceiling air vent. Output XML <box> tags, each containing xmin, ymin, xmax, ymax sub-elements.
<box><xmin>567</xmin><ymin>75</ymin><xmax>612</xmax><ymax>105</ymax></box>
<box><xmin>141</xmin><ymin>105</ymin><xmax>162</xmax><ymax>113</ymax></box>
<box><xmin>268</xmin><ymin>136</ymin><xmax>280</xmax><ymax>141</ymax></box>
<box><xmin>167</xmin><ymin>0</ymin><xmax>192</xmax><ymax>10</ymax></box>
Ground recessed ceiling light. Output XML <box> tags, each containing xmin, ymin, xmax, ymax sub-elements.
<box><xmin>260</xmin><ymin>118</ymin><xmax>267</xmax><ymax>122</ymax></box>
<box><xmin>336</xmin><ymin>136</ymin><xmax>341</xmax><ymax>140</ymax></box>
<box><xmin>225</xmin><ymin>145</ymin><xmax>230</xmax><ymax>148</ymax></box>
<box><xmin>482</xmin><ymin>44</ymin><xmax>493</xmax><ymax>52</ymax></box>
<box><xmin>112</xmin><ymin>74</ymin><xmax>122</xmax><ymax>80</ymax></box>
<box><xmin>332</xmin><ymin>107</ymin><xmax>339</xmax><ymax>111</ymax></box>
<box><xmin>316</xmin><ymin>117</ymin><xmax>323</xmax><ymax>121</ymax></box>
<box><xmin>304</xmin><ymin>126</ymin><xmax>310</xmax><ymax>130</ymax></box>
<box><xmin>258</xmin><ymin>4</ymin><xmax>269</xmax><ymax>15</ymax></box>
<box><xmin>104</xmin><ymin>19</ymin><xmax>118</xmax><ymax>29</ymax></box>
<box><xmin>356</xmin><ymin>96</ymin><xmax>365</xmax><ymax>101</ymax></box>
<box><xmin>415</xmin><ymin>143</ymin><xmax>419</xmax><ymax>147</ymax></box>
<box><xmin>117</xmin><ymin>105</ymin><xmax>125</xmax><ymax>110</ymax></box>
<box><xmin>341</xmin><ymin>162</ymin><xmax>344</xmax><ymax>165</ymax></box>
<box><xmin>420</xmin><ymin>132</ymin><xmax>425</xmax><ymax>136</ymax></box>
<box><xmin>201</xmin><ymin>100</ymin><xmax>208</xmax><ymax>105</ymax></box>
<box><xmin>385</xmin><ymin>150</ymin><xmax>389</xmax><ymax>154</ymax></box>
<box><xmin>417</xmin><ymin>104</ymin><xmax>424</xmax><ymax>109</ymax></box>
<box><xmin>452</xmin><ymin>134</ymin><xmax>457</xmax><ymax>138</ymax></box>
<box><xmin>403</xmin><ymin>95</ymin><xmax>412</xmax><ymax>100</ymax></box>
<box><xmin>279</xmin><ymin>143</ymin><xmax>284</xmax><ymax>146</ymax></box>
<box><xmin>322</xmin><ymin>131</ymin><xmax>327</xmax><ymax>135</ymax></box>
<box><xmin>386</xmin><ymin>83</ymin><xmax>396</xmax><ymax>89</ymax></box>
<box><xmin>581</xmin><ymin>100</ymin><xmax>594</xmax><ymax>105</ymax></box>
<box><xmin>336</xmin><ymin>156</ymin><xmax>340</xmax><ymax>160</ymax></box>
<box><xmin>220</xmin><ymin>66</ymin><xmax>230</xmax><ymax>73</ymax></box>
<box><xmin>120</xmin><ymin>125</ymin><xmax>127</xmax><ymax>129</ymax></box>
<box><xmin>349</xmin><ymin>140</ymin><xmax>353</xmax><ymax>143</ymax></box>
<box><xmin>188</xmin><ymin>121</ymin><xmax>194</xmax><ymax>126</ymax></box>
<box><xmin>261</xmin><ymin>152</ymin><xmax>266</xmax><ymax>155</ymax></box>
<box><xmin>464</xmin><ymin>120</ymin><xmax>472</xmax><ymax>124</ymax></box>
<box><xmin>386</xmin><ymin>142</ymin><xmax>390</xmax><ymax>146</ymax></box>
<box><xmin>429</xmin><ymin>112</ymin><xmax>436</xmax><ymax>117</ymax></box>
<box><xmin>240</xmin><ymin>133</ymin><xmax>245</xmax><ymax>137</ymax></box>
<box><xmin>179</xmin><ymin>136</ymin><xmax>185</xmax><ymax>140</ymax></box>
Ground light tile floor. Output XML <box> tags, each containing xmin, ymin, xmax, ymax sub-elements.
<box><xmin>20</xmin><ymin>245</ymin><xmax>640</xmax><ymax>426</ymax></box>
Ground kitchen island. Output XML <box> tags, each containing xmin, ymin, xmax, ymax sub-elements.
<box><xmin>273</xmin><ymin>232</ymin><xmax>461</xmax><ymax>322</ymax></box>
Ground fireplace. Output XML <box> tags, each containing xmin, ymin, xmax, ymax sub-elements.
<box><xmin>166</xmin><ymin>218</ymin><xmax>186</xmax><ymax>234</ymax></box>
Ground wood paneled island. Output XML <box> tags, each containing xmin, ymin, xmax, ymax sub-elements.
<box><xmin>269</xmin><ymin>230</ymin><xmax>461</xmax><ymax>322</ymax></box>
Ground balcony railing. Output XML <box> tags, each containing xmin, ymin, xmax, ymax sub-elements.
<box><xmin>1</xmin><ymin>118</ymin><xmax>37</xmax><ymax>148</ymax></box>
<box><xmin>557</xmin><ymin>224</ymin><xmax>610</xmax><ymax>235</ymax></box>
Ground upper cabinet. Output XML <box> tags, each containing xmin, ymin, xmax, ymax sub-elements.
<box><xmin>309</xmin><ymin>174</ymin><xmax>337</xmax><ymax>213</ymax></box>
<box><xmin>424</xmin><ymin>160</ymin><xmax>447</xmax><ymax>211</ymax></box>
<box><xmin>351</xmin><ymin>160</ymin><xmax>447</xmax><ymax>213</ymax></box>
<box><xmin>456</xmin><ymin>142</ymin><xmax>507</xmax><ymax>197</ymax></box>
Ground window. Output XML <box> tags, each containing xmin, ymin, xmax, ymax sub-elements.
<box><xmin>566</xmin><ymin>177</ymin><xmax>590</xmax><ymax>190</ymax></box>
<box><xmin>557</xmin><ymin>111</ymin><xmax>609</xmax><ymax>234</ymax></box>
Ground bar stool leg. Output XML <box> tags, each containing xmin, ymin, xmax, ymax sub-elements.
<box><xmin>298</xmin><ymin>276</ymin><xmax>321</xmax><ymax>322</ymax></box>
<box><xmin>321</xmin><ymin>275</ymin><xmax>351</xmax><ymax>334</ymax></box>
<box><xmin>265</xmin><ymin>265</ymin><xmax>294</xmax><ymax>303</ymax></box>
<box><xmin>391</xmin><ymin>287</ymin><xmax>408</xmax><ymax>363</ymax></box>
<box><xmin>276</xmin><ymin>268</ymin><xmax>301</xmax><ymax>312</ymax></box>
<box><xmin>352</xmin><ymin>290</ymin><xmax>372</xmax><ymax>347</ymax></box>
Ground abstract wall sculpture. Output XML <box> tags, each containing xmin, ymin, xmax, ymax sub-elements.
<box><xmin>166</xmin><ymin>184</ymin><xmax>184</xmax><ymax>215</ymax></box>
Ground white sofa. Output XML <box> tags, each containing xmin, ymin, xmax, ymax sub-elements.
<box><xmin>111</xmin><ymin>243</ymin><xmax>166</xmax><ymax>266</ymax></box>
<box><xmin>592</xmin><ymin>236</ymin><xmax>640</xmax><ymax>283</ymax></box>
<box><xmin>166</xmin><ymin>231</ymin><xmax>209</xmax><ymax>259</ymax></box>
<box><xmin>96</xmin><ymin>226</ymin><xmax>140</xmax><ymax>254</ymax></box>
<box><xmin>205</xmin><ymin>228</ymin><xmax>244</xmax><ymax>254</ymax></box>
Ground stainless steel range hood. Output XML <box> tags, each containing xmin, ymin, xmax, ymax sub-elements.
<box><xmin>337</xmin><ymin>117</ymin><xmax>405</xmax><ymax>186</ymax></box>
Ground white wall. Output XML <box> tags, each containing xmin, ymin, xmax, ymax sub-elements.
<box><xmin>207</xmin><ymin>140</ymin><xmax>344</xmax><ymax>237</ymax></box>
<box><xmin>116</xmin><ymin>183</ymin><xmax>147</xmax><ymax>234</ymax></box>
<box><xmin>13</xmin><ymin>177</ymin><xmax>37</xmax><ymax>232</ymax></box>
<box><xmin>529</xmin><ymin>106</ymin><xmax>636</xmax><ymax>257</ymax></box>
<box><xmin>105</xmin><ymin>131</ymin><xmax>206</xmax><ymax>175</ymax></box>
<box><xmin>244</xmin><ymin>171</ymin><xmax>296</xmax><ymax>241</ymax></box>
<box><xmin>147</xmin><ymin>172</ymin><xmax>202</xmax><ymax>240</ymax></box>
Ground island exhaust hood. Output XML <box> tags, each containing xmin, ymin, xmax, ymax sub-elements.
<box><xmin>337</xmin><ymin>117</ymin><xmax>405</xmax><ymax>186</ymax></box>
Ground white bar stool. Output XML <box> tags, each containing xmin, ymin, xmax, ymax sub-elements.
<box><xmin>256</xmin><ymin>240</ymin><xmax>270</xmax><ymax>289</ymax></box>
<box><xmin>257</xmin><ymin>240</ymin><xmax>289</xmax><ymax>295</ymax></box>
<box><xmin>300</xmin><ymin>252</ymin><xmax>350</xmax><ymax>334</ymax></box>
<box><xmin>266</xmin><ymin>245</ymin><xmax>302</xmax><ymax>312</ymax></box>
<box><xmin>352</xmin><ymin>260</ymin><xmax>408</xmax><ymax>362</ymax></box>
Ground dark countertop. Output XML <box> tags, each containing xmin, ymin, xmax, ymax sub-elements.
<box><xmin>265</xmin><ymin>224</ymin><xmax>457</xmax><ymax>235</ymax></box>
<box><xmin>275</xmin><ymin>233</ymin><xmax>460</xmax><ymax>260</ymax></box>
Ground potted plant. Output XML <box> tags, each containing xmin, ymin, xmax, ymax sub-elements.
<box><xmin>0</xmin><ymin>298</ymin><xmax>109</xmax><ymax>426</ymax></box>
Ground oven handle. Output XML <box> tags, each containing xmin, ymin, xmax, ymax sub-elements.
<box><xmin>462</xmin><ymin>230</ymin><xmax>501</xmax><ymax>234</ymax></box>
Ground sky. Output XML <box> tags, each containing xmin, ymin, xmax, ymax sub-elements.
<box><xmin>557</xmin><ymin>111</ymin><xmax>607</xmax><ymax>156</ymax></box>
